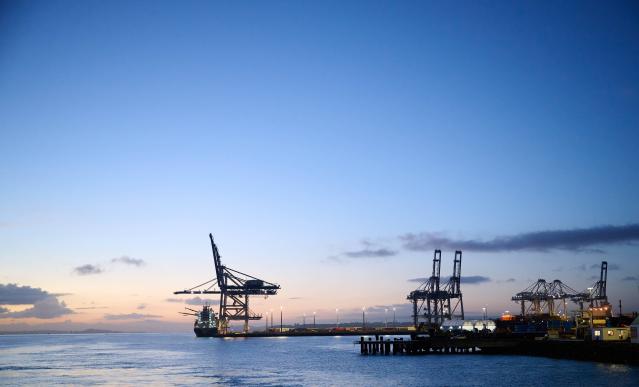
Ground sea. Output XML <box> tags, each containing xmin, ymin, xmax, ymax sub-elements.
<box><xmin>0</xmin><ymin>333</ymin><xmax>637</xmax><ymax>386</ymax></box>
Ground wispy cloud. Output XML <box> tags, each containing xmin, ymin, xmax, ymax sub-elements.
<box><xmin>137</xmin><ymin>303</ymin><xmax>147</xmax><ymax>310</ymax></box>
<box><xmin>589</xmin><ymin>263</ymin><xmax>620</xmax><ymax>270</ymax></box>
<box><xmin>497</xmin><ymin>278</ymin><xmax>516</xmax><ymax>283</ymax></box>
<box><xmin>463</xmin><ymin>275</ymin><xmax>491</xmax><ymax>284</ymax></box>
<box><xmin>184</xmin><ymin>297</ymin><xmax>217</xmax><ymax>306</ymax></box>
<box><xmin>104</xmin><ymin>313</ymin><xmax>161</xmax><ymax>320</ymax></box>
<box><xmin>72</xmin><ymin>255</ymin><xmax>145</xmax><ymax>276</ymax></box>
<box><xmin>344</xmin><ymin>248</ymin><xmax>397</xmax><ymax>258</ymax></box>
<box><xmin>73</xmin><ymin>264</ymin><xmax>103</xmax><ymax>275</ymax></box>
<box><xmin>0</xmin><ymin>284</ymin><xmax>73</xmax><ymax>319</ymax></box>
<box><xmin>330</xmin><ymin>239</ymin><xmax>397</xmax><ymax>262</ymax></box>
<box><xmin>622</xmin><ymin>276</ymin><xmax>638</xmax><ymax>281</ymax></box>
<box><xmin>112</xmin><ymin>256</ymin><xmax>145</xmax><ymax>267</ymax></box>
<box><xmin>401</xmin><ymin>224</ymin><xmax>639</xmax><ymax>253</ymax></box>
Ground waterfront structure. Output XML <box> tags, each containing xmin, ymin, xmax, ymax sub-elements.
<box><xmin>591</xmin><ymin>327</ymin><xmax>630</xmax><ymax>341</ymax></box>
<box><xmin>407</xmin><ymin>250</ymin><xmax>464</xmax><ymax>328</ymax></box>
<box><xmin>174</xmin><ymin>234</ymin><xmax>280</xmax><ymax>334</ymax></box>
<box><xmin>630</xmin><ymin>316</ymin><xmax>639</xmax><ymax>344</ymax></box>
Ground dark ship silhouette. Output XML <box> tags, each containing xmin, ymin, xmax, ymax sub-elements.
<box><xmin>180</xmin><ymin>304</ymin><xmax>218</xmax><ymax>337</ymax></box>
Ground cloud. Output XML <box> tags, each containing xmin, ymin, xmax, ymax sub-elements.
<box><xmin>497</xmin><ymin>278</ymin><xmax>516</xmax><ymax>283</ymax></box>
<box><xmin>0</xmin><ymin>297</ymin><xmax>73</xmax><ymax>319</ymax></box>
<box><xmin>407</xmin><ymin>277</ymin><xmax>428</xmax><ymax>283</ymax></box>
<box><xmin>589</xmin><ymin>263</ymin><xmax>620</xmax><ymax>270</ymax></box>
<box><xmin>622</xmin><ymin>276</ymin><xmax>638</xmax><ymax>281</ymax></box>
<box><xmin>400</xmin><ymin>224</ymin><xmax>639</xmax><ymax>253</ymax></box>
<box><xmin>137</xmin><ymin>304</ymin><xmax>146</xmax><ymax>310</ymax></box>
<box><xmin>184</xmin><ymin>297</ymin><xmax>217</xmax><ymax>306</ymax></box>
<box><xmin>462</xmin><ymin>275</ymin><xmax>491</xmax><ymax>284</ymax></box>
<box><xmin>288</xmin><ymin>297</ymin><xmax>304</xmax><ymax>300</ymax></box>
<box><xmin>103</xmin><ymin>313</ymin><xmax>162</xmax><ymax>321</ymax></box>
<box><xmin>73</xmin><ymin>264</ymin><xmax>103</xmax><ymax>275</ymax></box>
<box><xmin>343</xmin><ymin>248</ymin><xmax>397</xmax><ymax>258</ymax></box>
<box><xmin>332</xmin><ymin>239</ymin><xmax>398</xmax><ymax>261</ymax></box>
<box><xmin>165</xmin><ymin>298</ymin><xmax>183</xmax><ymax>303</ymax></box>
<box><xmin>0</xmin><ymin>284</ymin><xmax>50</xmax><ymax>304</ymax></box>
<box><xmin>0</xmin><ymin>284</ymin><xmax>73</xmax><ymax>319</ymax></box>
<box><xmin>112</xmin><ymin>256</ymin><xmax>145</xmax><ymax>267</ymax></box>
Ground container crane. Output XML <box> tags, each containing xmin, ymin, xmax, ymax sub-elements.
<box><xmin>174</xmin><ymin>234</ymin><xmax>280</xmax><ymax>334</ymax></box>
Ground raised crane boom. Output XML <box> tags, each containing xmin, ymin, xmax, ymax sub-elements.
<box><xmin>174</xmin><ymin>234</ymin><xmax>280</xmax><ymax>334</ymax></box>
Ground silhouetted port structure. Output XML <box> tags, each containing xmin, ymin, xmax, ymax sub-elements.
<box><xmin>174</xmin><ymin>234</ymin><xmax>280</xmax><ymax>334</ymax></box>
<box><xmin>407</xmin><ymin>250</ymin><xmax>464</xmax><ymax>328</ymax></box>
<box><xmin>572</xmin><ymin>261</ymin><xmax>609</xmax><ymax>309</ymax></box>
<box><xmin>511</xmin><ymin>261</ymin><xmax>609</xmax><ymax>316</ymax></box>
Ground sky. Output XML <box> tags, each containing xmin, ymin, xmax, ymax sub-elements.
<box><xmin>1</xmin><ymin>0</ymin><xmax>638</xmax><ymax>332</ymax></box>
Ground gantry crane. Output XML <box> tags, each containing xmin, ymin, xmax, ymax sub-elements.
<box><xmin>512</xmin><ymin>279</ymin><xmax>583</xmax><ymax>316</ymax></box>
<box><xmin>174</xmin><ymin>234</ymin><xmax>280</xmax><ymax>334</ymax></box>
<box><xmin>512</xmin><ymin>261</ymin><xmax>610</xmax><ymax>318</ymax></box>
<box><xmin>407</xmin><ymin>250</ymin><xmax>464</xmax><ymax>329</ymax></box>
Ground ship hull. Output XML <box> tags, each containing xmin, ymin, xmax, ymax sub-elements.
<box><xmin>194</xmin><ymin>327</ymin><xmax>218</xmax><ymax>337</ymax></box>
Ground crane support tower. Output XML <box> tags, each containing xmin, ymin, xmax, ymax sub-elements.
<box><xmin>572</xmin><ymin>261</ymin><xmax>609</xmax><ymax>309</ymax></box>
<box><xmin>407</xmin><ymin>250</ymin><xmax>464</xmax><ymax>329</ymax></box>
<box><xmin>174</xmin><ymin>234</ymin><xmax>280</xmax><ymax>334</ymax></box>
<box><xmin>512</xmin><ymin>279</ymin><xmax>583</xmax><ymax>317</ymax></box>
<box><xmin>512</xmin><ymin>260</ymin><xmax>610</xmax><ymax>317</ymax></box>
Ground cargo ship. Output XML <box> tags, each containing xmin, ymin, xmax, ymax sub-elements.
<box><xmin>180</xmin><ymin>304</ymin><xmax>218</xmax><ymax>337</ymax></box>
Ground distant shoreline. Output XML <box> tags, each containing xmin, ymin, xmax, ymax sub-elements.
<box><xmin>0</xmin><ymin>329</ymin><xmax>124</xmax><ymax>335</ymax></box>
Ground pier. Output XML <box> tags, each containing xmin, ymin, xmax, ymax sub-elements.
<box><xmin>357</xmin><ymin>336</ymin><xmax>639</xmax><ymax>366</ymax></box>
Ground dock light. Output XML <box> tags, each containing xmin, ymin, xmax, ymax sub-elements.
<box><xmin>482</xmin><ymin>307</ymin><xmax>487</xmax><ymax>320</ymax></box>
<box><xmin>313</xmin><ymin>311</ymin><xmax>316</xmax><ymax>328</ymax></box>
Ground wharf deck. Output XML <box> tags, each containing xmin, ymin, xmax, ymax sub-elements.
<box><xmin>357</xmin><ymin>336</ymin><xmax>639</xmax><ymax>366</ymax></box>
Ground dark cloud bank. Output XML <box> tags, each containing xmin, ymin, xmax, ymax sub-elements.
<box><xmin>401</xmin><ymin>224</ymin><xmax>639</xmax><ymax>253</ymax></box>
<box><xmin>0</xmin><ymin>284</ymin><xmax>73</xmax><ymax>319</ymax></box>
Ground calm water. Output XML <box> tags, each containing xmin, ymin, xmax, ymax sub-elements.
<box><xmin>0</xmin><ymin>333</ymin><xmax>637</xmax><ymax>386</ymax></box>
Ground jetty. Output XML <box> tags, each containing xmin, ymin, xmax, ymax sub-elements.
<box><xmin>357</xmin><ymin>335</ymin><xmax>639</xmax><ymax>366</ymax></box>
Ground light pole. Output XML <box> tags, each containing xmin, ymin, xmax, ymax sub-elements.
<box><xmin>393</xmin><ymin>307</ymin><xmax>396</xmax><ymax>329</ymax></box>
<box><xmin>280</xmin><ymin>306</ymin><xmax>283</xmax><ymax>333</ymax></box>
<box><xmin>362</xmin><ymin>307</ymin><xmax>366</xmax><ymax>329</ymax></box>
<box><xmin>270</xmin><ymin>309</ymin><xmax>273</xmax><ymax>330</ymax></box>
<box><xmin>336</xmin><ymin>308</ymin><xmax>339</xmax><ymax>328</ymax></box>
<box><xmin>265</xmin><ymin>311</ymin><xmax>268</xmax><ymax>332</ymax></box>
<box><xmin>482</xmin><ymin>307</ymin><xmax>486</xmax><ymax>320</ymax></box>
<box><xmin>385</xmin><ymin>308</ymin><xmax>388</xmax><ymax>328</ymax></box>
<box><xmin>303</xmin><ymin>313</ymin><xmax>306</xmax><ymax>328</ymax></box>
<box><xmin>313</xmin><ymin>311</ymin><xmax>316</xmax><ymax>328</ymax></box>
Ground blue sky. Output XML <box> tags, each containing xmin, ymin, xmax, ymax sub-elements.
<box><xmin>1</xmin><ymin>1</ymin><xmax>638</xmax><ymax>331</ymax></box>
